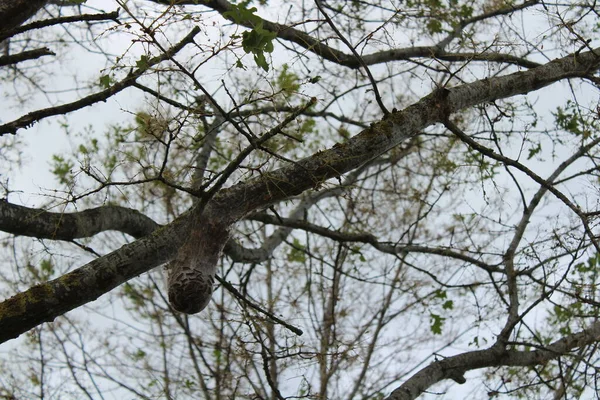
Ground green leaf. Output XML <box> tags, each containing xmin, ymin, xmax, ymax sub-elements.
<box><xmin>426</xmin><ymin>19</ymin><xmax>443</xmax><ymax>34</ymax></box>
<box><xmin>429</xmin><ymin>312</ymin><xmax>445</xmax><ymax>335</ymax></box>
<box><xmin>442</xmin><ymin>300</ymin><xmax>453</xmax><ymax>310</ymax></box>
<box><xmin>51</xmin><ymin>155</ymin><xmax>75</xmax><ymax>184</ymax></box>
<box><xmin>99</xmin><ymin>74</ymin><xmax>111</xmax><ymax>89</ymax></box>
<box><xmin>287</xmin><ymin>238</ymin><xmax>306</xmax><ymax>263</ymax></box>
<box><xmin>40</xmin><ymin>259</ymin><xmax>55</xmax><ymax>279</ymax></box>
<box><xmin>136</xmin><ymin>55</ymin><xmax>150</xmax><ymax>70</ymax></box>
<box><xmin>240</xmin><ymin>22</ymin><xmax>277</xmax><ymax>71</ymax></box>
<box><xmin>253</xmin><ymin>51</ymin><xmax>269</xmax><ymax>72</ymax></box>
<box><xmin>276</xmin><ymin>64</ymin><xmax>300</xmax><ymax>94</ymax></box>
<box><xmin>223</xmin><ymin>3</ymin><xmax>260</xmax><ymax>25</ymax></box>
<box><xmin>527</xmin><ymin>142</ymin><xmax>542</xmax><ymax>160</ymax></box>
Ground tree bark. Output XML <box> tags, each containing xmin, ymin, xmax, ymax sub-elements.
<box><xmin>0</xmin><ymin>0</ymin><xmax>47</xmax><ymax>34</ymax></box>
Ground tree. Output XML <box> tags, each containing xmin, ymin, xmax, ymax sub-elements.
<box><xmin>1</xmin><ymin>0</ymin><xmax>600</xmax><ymax>398</ymax></box>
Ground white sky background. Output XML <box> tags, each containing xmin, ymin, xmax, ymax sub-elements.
<box><xmin>1</xmin><ymin>0</ymin><xmax>600</xmax><ymax>399</ymax></box>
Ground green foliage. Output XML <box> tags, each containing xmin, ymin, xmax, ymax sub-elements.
<box><xmin>554</xmin><ymin>101</ymin><xmax>584</xmax><ymax>136</ymax></box>
<box><xmin>224</xmin><ymin>2</ymin><xmax>276</xmax><ymax>71</ymax></box>
<box><xmin>135</xmin><ymin>55</ymin><xmax>150</xmax><ymax>70</ymax></box>
<box><xmin>223</xmin><ymin>2</ymin><xmax>262</xmax><ymax>25</ymax></box>
<box><xmin>131</xmin><ymin>348</ymin><xmax>147</xmax><ymax>360</ymax></box>
<box><xmin>547</xmin><ymin>253</ymin><xmax>600</xmax><ymax>336</ymax></box>
<box><xmin>39</xmin><ymin>259</ymin><xmax>55</xmax><ymax>279</ymax></box>
<box><xmin>287</xmin><ymin>238</ymin><xmax>306</xmax><ymax>263</ymax></box>
<box><xmin>242</xmin><ymin>23</ymin><xmax>276</xmax><ymax>71</ymax></box>
<box><xmin>526</xmin><ymin>142</ymin><xmax>542</xmax><ymax>160</ymax></box>
<box><xmin>26</xmin><ymin>259</ymin><xmax>55</xmax><ymax>281</ymax></box>
<box><xmin>276</xmin><ymin>64</ymin><xmax>300</xmax><ymax>95</ymax></box>
<box><xmin>553</xmin><ymin>100</ymin><xmax>599</xmax><ymax>139</ymax></box>
<box><xmin>99</xmin><ymin>74</ymin><xmax>112</xmax><ymax>89</ymax></box>
<box><xmin>402</xmin><ymin>0</ymin><xmax>474</xmax><ymax>34</ymax></box>
<box><xmin>51</xmin><ymin>155</ymin><xmax>75</xmax><ymax>185</ymax></box>
<box><xmin>122</xmin><ymin>283</ymin><xmax>146</xmax><ymax>308</ymax></box>
<box><xmin>429</xmin><ymin>312</ymin><xmax>445</xmax><ymax>335</ymax></box>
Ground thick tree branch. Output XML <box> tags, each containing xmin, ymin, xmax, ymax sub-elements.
<box><xmin>0</xmin><ymin>0</ymin><xmax>47</xmax><ymax>34</ymax></box>
<box><xmin>215</xmin><ymin>48</ymin><xmax>600</xmax><ymax>221</ymax></box>
<box><xmin>0</xmin><ymin>47</ymin><xmax>599</xmax><ymax>343</ymax></box>
<box><xmin>0</xmin><ymin>10</ymin><xmax>120</xmax><ymax>42</ymax></box>
<box><xmin>386</xmin><ymin>321</ymin><xmax>600</xmax><ymax>400</ymax></box>
<box><xmin>0</xmin><ymin>200</ymin><xmax>160</xmax><ymax>240</ymax></box>
<box><xmin>0</xmin><ymin>214</ymin><xmax>188</xmax><ymax>344</ymax></box>
<box><xmin>0</xmin><ymin>47</ymin><xmax>55</xmax><ymax>66</ymax></box>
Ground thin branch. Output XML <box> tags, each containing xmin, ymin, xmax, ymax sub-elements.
<box><xmin>149</xmin><ymin>0</ymin><xmax>540</xmax><ymax>70</ymax></box>
<box><xmin>203</xmin><ymin>97</ymin><xmax>317</xmax><ymax>200</ymax></box>
<box><xmin>247</xmin><ymin>212</ymin><xmax>502</xmax><ymax>273</ymax></box>
<box><xmin>215</xmin><ymin>275</ymin><xmax>303</xmax><ymax>336</ymax></box>
<box><xmin>314</xmin><ymin>0</ymin><xmax>389</xmax><ymax>115</ymax></box>
<box><xmin>0</xmin><ymin>26</ymin><xmax>200</xmax><ymax>135</ymax></box>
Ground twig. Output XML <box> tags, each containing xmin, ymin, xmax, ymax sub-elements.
<box><xmin>215</xmin><ymin>275</ymin><xmax>303</xmax><ymax>336</ymax></box>
<box><xmin>0</xmin><ymin>26</ymin><xmax>200</xmax><ymax>135</ymax></box>
<box><xmin>314</xmin><ymin>0</ymin><xmax>389</xmax><ymax>115</ymax></box>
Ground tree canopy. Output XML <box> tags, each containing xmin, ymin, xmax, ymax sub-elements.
<box><xmin>1</xmin><ymin>0</ymin><xmax>600</xmax><ymax>399</ymax></box>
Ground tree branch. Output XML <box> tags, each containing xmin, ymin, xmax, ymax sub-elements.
<box><xmin>0</xmin><ymin>26</ymin><xmax>200</xmax><ymax>135</ymax></box>
<box><xmin>0</xmin><ymin>47</ymin><xmax>55</xmax><ymax>66</ymax></box>
<box><xmin>0</xmin><ymin>200</ymin><xmax>160</xmax><ymax>240</ymax></box>
<box><xmin>386</xmin><ymin>321</ymin><xmax>600</xmax><ymax>400</ymax></box>
<box><xmin>247</xmin><ymin>212</ymin><xmax>502</xmax><ymax>273</ymax></box>
<box><xmin>0</xmin><ymin>47</ymin><xmax>598</xmax><ymax>343</ymax></box>
<box><xmin>149</xmin><ymin>0</ymin><xmax>540</xmax><ymax>70</ymax></box>
<box><xmin>0</xmin><ymin>212</ymin><xmax>188</xmax><ymax>344</ymax></box>
<box><xmin>214</xmin><ymin>47</ymin><xmax>600</xmax><ymax>222</ymax></box>
<box><xmin>0</xmin><ymin>0</ymin><xmax>47</xmax><ymax>34</ymax></box>
<box><xmin>0</xmin><ymin>10</ymin><xmax>120</xmax><ymax>42</ymax></box>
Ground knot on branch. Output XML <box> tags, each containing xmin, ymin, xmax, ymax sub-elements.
<box><xmin>167</xmin><ymin>217</ymin><xmax>230</xmax><ymax>314</ymax></box>
<box><xmin>439</xmin><ymin>359</ymin><xmax>466</xmax><ymax>384</ymax></box>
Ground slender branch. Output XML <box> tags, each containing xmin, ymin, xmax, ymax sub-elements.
<box><xmin>314</xmin><ymin>0</ymin><xmax>389</xmax><ymax>114</ymax></box>
<box><xmin>0</xmin><ymin>26</ymin><xmax>200</xmax><ymax>135</ymax></box>
<box><xmin>191</xmin><ymin>96</ymin><xmax>225</xmax><ymax>192</ymax></box>
<box><xmin>148</xmin><ymin>0</ymin><xmax>540</xmax><ymax>70</ymax></box>
<box><xmin>444</xmin><ymin>120</ymin><xmax>600</xmax><ymax>256</ymax></box>
<box><xmin>247</xmin><ymin>212</ymin><xmax>502</xmax><ymax>273</ymax></box>
<box><xmin>215</xmin><ymin>275</ymin><xmax>303</xmax><ymax>336</ymax></box>
<box><xmin>203</xmin><ymin>97</ymin><xmax>318</xmax><ymax>200</ymax></box>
